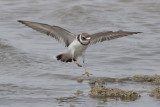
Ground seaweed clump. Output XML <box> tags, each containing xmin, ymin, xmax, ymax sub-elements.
<box><xmin>133</xmin><ymin>75</ymin><xmax>160</xmax><ymax>85</ymax></box>
<box><xmin>90</xmin><ymin>85</ymin><xmax>140</xmax><ymax>101</ymax></box>
<box><xmin>77</xmin><ymin>78</ymin><xmax>84</xmax><ymax>83</ymax></box>
<box><xmin>74</xmin><ymin>90</ymin><xmax>83</xmax><ymax>95</ymax></box>
<box><xmin>150</xmin><ymin>86</ymin><xmax>160</xmax><ymax>99</ymax></box>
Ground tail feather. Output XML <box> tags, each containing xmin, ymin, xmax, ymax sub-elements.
<box><xmin>56</xmin><ymin>54</ymin><xmax>63</xmax><ymax>60</ymax></box>
<box><xmin>56</xmin><ymin>53</ymin><xmax>76</xmax><ymax>62</ymax></box>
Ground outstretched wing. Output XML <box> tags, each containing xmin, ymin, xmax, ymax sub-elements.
<box><xmin>89</xmin><ymin>31</ymin><xmax>141</xmax><ymax>45</ymax></box>
<box><xmin>18</xmin><ymin>20</ymin><xmax>76</xmax><ymax>47</ymax></box>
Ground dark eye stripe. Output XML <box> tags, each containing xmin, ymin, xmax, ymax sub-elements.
<box><xmin>82</xmin><ymin>37</ymin><xmax>86</xmax><ymax>40</ymax></box>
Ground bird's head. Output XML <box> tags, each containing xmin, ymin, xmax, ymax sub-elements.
<box><xmin>78</xmin><ymin>33</ymin><xmax>91</xmax><ymax>45</ymax></box>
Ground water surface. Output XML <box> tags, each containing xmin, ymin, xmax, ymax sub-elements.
<box><xmin>0</xmin><ymin>0</ymin><xmax>160</xmax><ymax>106</ymax></box>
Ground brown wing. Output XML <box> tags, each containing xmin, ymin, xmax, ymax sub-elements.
<box><xmin>90</xmin><ymin>31</ymin><xmax>141</xmax><ymax>45</ymax></box>
<box><xmin>18</xmin><ymin>20</ymin><xmax>76</xmax><ymax>47</ymax></box>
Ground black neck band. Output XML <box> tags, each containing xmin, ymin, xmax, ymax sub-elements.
<box><xmin>77</xmin><ymin>35</ymin><xmax>88</xmax><ymax>46</ymax></box>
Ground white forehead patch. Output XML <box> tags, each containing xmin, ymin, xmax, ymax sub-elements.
<box><xmin>86</xmin><ymin>36</ymin><xmax>91</xmax><ymax>40</ymax></box>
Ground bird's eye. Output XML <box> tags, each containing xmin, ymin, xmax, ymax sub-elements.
<box><xmin>82</xmin><ymin>37</ymin><xmax>86</xmax><ymax>40</ymax></box>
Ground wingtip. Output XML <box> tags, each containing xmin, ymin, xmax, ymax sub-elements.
<box><xmin>18</xmin><ymin>20</ymin><xmax>26</xmax><ymax>24</ymax></box>
<box><xmin>17</xmin><ymin>20</ymin><xmax>23</xmax><ymax>23</ymax></box>
<box><xmin>137</xmin><ymin>32</ymin><xmax>142</xmax><ymax>34</ymax></box>
<box><xmin>130</xmin><ymin>31</ymin><xmax>142</xmax><ymax>34</ymax></box>
<box><xmin>131</xmin><ymin>32</ymin><xmax>142</xmax><ymax>35</ymax></box>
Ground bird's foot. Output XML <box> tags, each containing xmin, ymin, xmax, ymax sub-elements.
<box><xmin>82</xmin><ymin>70</ymin><xmax>92</xmax><ymax>77</ymax></box>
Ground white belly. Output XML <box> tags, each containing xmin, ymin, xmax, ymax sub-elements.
<box><xmin>68</xmin><ymin>39</ymin><xmax>87</xmax><ymax>58</ymax></box>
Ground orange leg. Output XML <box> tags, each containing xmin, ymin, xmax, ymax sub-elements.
<box><xmin>82</xmin><ymin>55</ymin><xmax>92</xmax><ymax>77</ymax></box>
<box><xmin>72</xmin><ymin>59</ymin><xmax>82</xmax><ymax>67</ymax></box>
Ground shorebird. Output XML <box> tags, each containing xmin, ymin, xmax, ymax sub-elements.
<box><xmin>18</xmin><ymin>20</ymin><xmax>141</xmax><ymax>76</ymax></box>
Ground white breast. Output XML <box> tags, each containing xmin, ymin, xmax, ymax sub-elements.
<box><xmin>67</xmin><ymin>39</ymin><xmax>87</xmax><ymax>58</ymax></box>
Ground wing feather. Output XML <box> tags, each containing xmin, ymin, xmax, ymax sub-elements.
<box><xmin>18</xmin><ymin>20</ymin><xmax>76</xmax><ymax>47</ymax></box>
<box><xmin>90</xmin><ymin>31</ymin><xmax>141</xmax><ymax>45</ymax></box>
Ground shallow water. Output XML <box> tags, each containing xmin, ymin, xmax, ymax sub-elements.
<box><xmin>0</xmin><ymin>0</ymin><xmax>160</xmax><ymax>106</ymax></box>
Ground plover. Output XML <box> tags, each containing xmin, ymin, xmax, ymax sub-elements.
<box><xmin>18</xmin><ymin>20</ymin><xmax>141</xmax><ymax>76</ymax></box>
